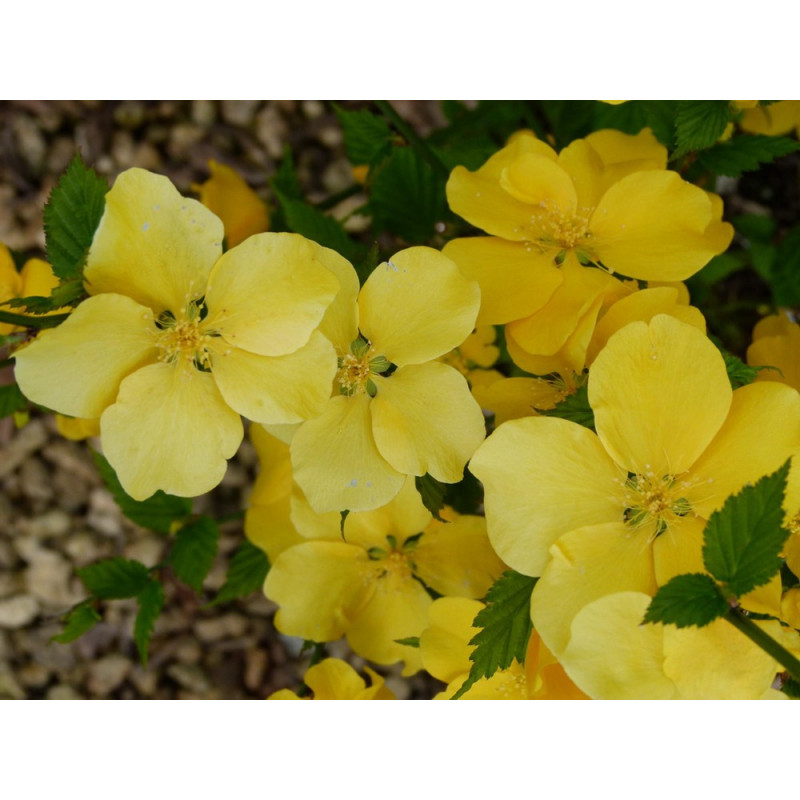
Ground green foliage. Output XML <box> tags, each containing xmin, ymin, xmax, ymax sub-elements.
<box><xmin>273</xmin><ymin>186</ymin><xmax>364</xmax><ymax>264</ymax></box>
<box><xmin>674</xmin><ymin>101</ymin><xmax>732</xmax><ymax>156</ymax></box>
<box><xmin>271</xmin><ymin>147</ymin><xmax>304</xmax><ymax>202</ymax></box>
<box><xmin>415</xmin><ymin>473</ymin><xmax>447</xmax><ymax>522</ymax></box>
<box><xmin>51</xmin><ymin>602</ymin><xmax>101</xmax><ymax>644</ymax></box>
<box><xmin>781</xmin><ymin>677</ymin><xmax>800</xmax><ymax>698</ymax></box>
<box><xmin>334</xmin><ymin>105</ymin><xmax>394</xmax><ymax>166</ymax></box>
<box><xmin>771</xmin><ymin>227</ymin><xmax>800</xmax><ymax>307</ymax></box>
<box><xmin>443</xmin><ymin>468</ymin><xmax>483</xmax><ymax>515</ymax></box>
<box><xmin>369</xmin><ymin>147</ymin><xmax>448</xmax><ymax>244</ymax></box>
<box><xmin>0</xmin><ymin>383</ymin><xmax>27</xmax><ymax>419</ymax></box>
<box><xmin>702</xmin><ymin>460</ymin><xmax>791</xmax><ymax>597</ymax></box>
<box><xmin>210</xmin><ymin>539</ymin><xmax>270</xmax><ymax>606</ymax></box>
<box><xmin>134</xmin><ymin>579</ymin><xmax>165</xmax><ymax>667</ymax></box>
<box><xmin>43</xmin><ymin>153</ymin><xmax>108</xmax><ymax>282</ymax></box>
<box><xmin>169</xmin><ymin>516</ymin><xmax>220</xmax><ymax>593</ymax></box>
<box><xmin>720</xmin><ymin>349</ymin><xmax>763</xmax><ymax>389</ymax></box>
<box><xmin>694</xmin><ymin>134</ymin><xmax>800</xmax><ymax>177</ymax></box>
<box><xmin>642</xmin><ymin>573</ymin><xmax>729</xmax><ymax>628</ymax></box>
<box><xmin>5</xmin><ymin>278</ymin><xmax>86</xmax><ymax>314</ymax></box>
<box><xmin>452</xmin><ymin>570</ymin><xmax>537</xmax><ymax>699</ymax></box>
<box><xmin>77</xmin><ymin>557</ymin><xmax>151</xmax><ymax>599</ymax></box>
<box><xmin>540</xmin><ymin>382</ymin><xmax>595</xmax><ymax>431</ymax></box>
<box><xmin>594</xmin><ymin>101</ymin><xmax>679</xmax><ymax>149</ymax></box>
<box><xmin>539</xmin><ymin>100</ymin><xmax>595</xmax><ymax>148</ymax></box>
<box><xmin>92</xmin><ymin>451</ymin><xmax>192</xmax><ymax>534</ymax></box>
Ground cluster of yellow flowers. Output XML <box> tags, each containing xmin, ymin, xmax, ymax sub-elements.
<box><xmin>7</xmin><ymin>126</ymin><xmax>800</xmax><ymax>699</ymax></box>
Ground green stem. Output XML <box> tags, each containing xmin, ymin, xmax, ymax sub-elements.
<box><xmin>0</xmin><ymin>309</ymin><xmax>69</xmax><ymax>329</ymax></box>
<box><xmin>374</xmin><ymin>100</ymin><xmax>450</xmax><ymax>180</ymax></box>
<box><xmin>725</xmin><ymin>607</ymin><xmax>800</xmax><ymax>683</ymax></box>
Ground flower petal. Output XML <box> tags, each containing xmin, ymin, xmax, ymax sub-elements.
<box><xmin>14</xmin><ymin>293</ymin><xmax>157</xmax><ymax>419</ymax></box>
<box><xmin>469</xmin><ymin>416</ymin><xmax>626</xmax><ymax>576</ymax></box>
<box><xmin>358</xmin><ymin>247</ymin><xmax>480</xmax><ymax>366</ymax></box>
<box><xmin>291</xmin><ymin>394</ymin><xmax>405</xmax><ymax>513</ymax></box>
<box><xmin>370</xmin><ymin>363</ymin><xmax>486</xmax><ymax>483</ymax></box>
<box><xmin>86</xmin><ymin>168</ymin><xmax>223</xmax><ymax>312</ymax></box>
<box><xmin>204</xmin><ymin>232</ymin><xmax>340</xmax><ymax>357</ymax></box>
<box><xmin>209</xmin><ymin>330</ymin><xmax>336</xmax><ymax>424</ymax></box>
<box><xmin>100</xmin><ymin>362</ymin><xmax>243</xmax><ymax>500</ymax></box>
<box><xmin>419</xmin><ymin>596</ymin><xmax>483</xmax><ymax>683</ymax></box>
<box><xmin>589</xmin><ymin>315</ymin><xmax>731</xmax><ymax>476</ymax></box>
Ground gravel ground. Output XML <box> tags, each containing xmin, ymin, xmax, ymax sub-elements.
<box><xmin>0</xmin><ymin>100</ymin><xmax>443</xmax><ymax>699</ymax></box>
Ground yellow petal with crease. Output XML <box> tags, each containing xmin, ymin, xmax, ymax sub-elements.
<box><xmin>14</xmin><ymin>294</ymin><xmax>157</xmax><ymax>419</ymax></box>
<box><xmin>499</xmin><ymin>153</ymin><xmax>577</xmax><ymax>213</ymax></box>
<box><xmin>204</xmin><ymin>232</ymin><xmax>339</xmax><ymax>357</ymax></box>
<box><xmin>100</xmin><ymin>362</ymin><xmax>242</xmax><ymax>500</ymax></box>
<box><xmin>358</xmin><ymin>247</ymin><xmax>480</xmax><ymax>366</ymax></box>
<box><xmin>209</xmin><ymin>330</ymin><xmax>336</xmax><ymax>424</ymax></box>
<box><xmin>370</xmin><ymin>363</ymin><xmax>486</xmax><ymax>483</ymax></box>
<box><xmin>86</xmin><ymin>168</ymin><xmax>223</xmax><ymax>312</ymax></box>
<box><xmin>651</xmin><ymin>516</ymin><xmax>706</xmax><ymax>586</ymax></box>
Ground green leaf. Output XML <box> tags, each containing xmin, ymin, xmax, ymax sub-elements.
<box><xmin>271</xmin><ymin>146</ymin><xmax>303</xmax><ymax>202</ymax></box>
<box><xmin>674</xmin><ymin>101</ymin><xmax>732</xmax><ymax>156</ymax></box>
<box><xmin>702</xmin><ymin>460</ymin><xmax>791</xmax><ymax>597</ymax></box>
<box><xmin>273</xmin><ymin>187</ymin><xmax>364</xmax><ymax>264</ymax></box>
<box><xmin>5</xmin><ymin>278</ymin><xmax>87</xmax><ymax>314</ymax></box>
<box><xmin>91</xmin><ymin>451</ymin><xmax>191</xmax><ymax>534</ymax></box>
<box><xmin>369</xmin><ymin>146</ymin><xmax>448</xmax><ymax>244</ymax></box>
<box><xmin>452</xmin><ymin>570</ymin><xmax>537</xmax><ymax>700</ymax></box>
<box><xmin>394</xmin><ymin>636</ymin><xmax>420</xmax><ymax>648</ymax></box>
<box><xmin>642</xmin><ymin>573</ymin><xmax>728</xmax><ymax>628</ymax></box>
<box><xmin>781</xmin><ymin>677</ymin><xmax>800</xmax><ymax>698</ymax></box>
<box><xmin>771</xmin><ymin>227</ymin><xmax>800</xmax><ymax>307</ymax></box>
<box><xmin>540</xmin><ymin>381</ymin><xmax>595</xmax><ymax>431</ymax></box>
<box><xmin>539</xmin><ymin>100</ymin><xmax>594</xmax><ymax>148</ymax></box>
<box><xmin>720</xmin><ymin>349</ymin><xmax>762</xmax><ymax>389</ymax></box>
<box><xmin>134</xmin><ymin>579</ymin><xmax>165</xmax><ymax>667</ymax></box>
<box><xmin>415</xmin><ymin>473</ymin><xmax>446</xmax><ymax>522</ymax></box>
<box><xmin>43</xmin><ymin>153</ymin><xmax>108</xmax><ymax>282</ymax></box>
<box><xmin>78</xmin><ymin>557</ymin><xmax>151</xmax><ymax>599</ymax></box>
<box><xmin>334</xmin><ymin>105</ymin><xmax>394</xmax><ymax>166</ymax></box>
<box><xmin>169</xmin><ymin>516</ymin><xmax>220</xmax><ymax>593</ymax></box>
<box><xmin>51</xmin><ymin>602</ymin><xmax>101</xmax><ymax>644</ymax></box>
<box><xmin>734</xmin><ymin>213</ymin><xmax>777</xmax><ymax>243</ymax></box>
<box><xmin>443</xmin><ymin>468</ymin><xmax>483</xmax><ymax>515</ymax></box>
<box><xmin>210</xmin><ymin>539</ymin><xmax>270</xmax><ymax>606</ymax></box>
<box><xmin>694</xmin><ymin>134</ymin><xmax>800</xmax><ymax>178</ymax></box>
<box><xmin>0</xmin><ymin>383</ymin><xmax>27</xmax><ymax>419</ymax></box>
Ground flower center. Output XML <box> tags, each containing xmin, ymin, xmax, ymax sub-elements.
<box><xmin>366</xmin><ymin>533</ymin><xmax>421</xmax><ymax>582</ymax></box>
<box><xmin>155</xmin><ymin>301</ymin><xmax>216</xmax><ymax>372</ymax></box>
<box><xmin>336</xmin><ymin>337</ymin><xmax>392</xmax><ymax>397</ymax></box>
<box><xmin>618</xmin><ymin>469</ymin><xmax>695</xmax><ymax>537</ymax></box>
<box><xmin>517</xmin><ymin>200</ymin><xmax>592</xmax><ymax>254</ymax></box>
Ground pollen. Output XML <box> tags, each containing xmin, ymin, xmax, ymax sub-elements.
<box><xmin>619</xmin><ymin>470</ymin><xmax>695</xmax><ymax>537</ymax></box>
<box><xmin>337</xmin><ymin>352</ymin><xmax>372</xmax><ymax>395</ymax></box>
<box><xmin>524</xmin><ymin>200</ymin><xmax>592</xmax><ymax>253</ymax></box>
<box><xmin>155</xmin><ymin>309</ymin><xmax>214</xmax><ymax>371</ymax></box>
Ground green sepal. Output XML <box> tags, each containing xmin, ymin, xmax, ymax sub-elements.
<box><xmin>91</xmin><ymin>451</ymin><xmax>192</xmax><ymax>534</ymax></box>
<box><xmin>702</xmin><ymin>460</ymin><xmax>791</xmax><ymax>597</ymax></box>
<box><xmin>43</xmin><ymin>152</ymin><xmax>108</xmax><ymax>282</ymax></box>
<box><xmin>134</xmin><ymin>579</ymin><xmax>165</xmax><ymax>668</ymax></box>
<box><xmin>540</xmin><ymin>381</ymin><xmax>595</xmax><ymax>431</ymax></box>
<box><xmin>642</xmin><ymin>573</ymin><xmax>729</xmax><ymax>628</ymax></box>
<box><xmin>394</xmin><ymin>636</ymin><xmax>420</xmax><ymax>648</ymax></box>
<box><xmin>51</xmin><ymin>601</ymin><xmax>101</xmax><ymax>644</ymax></box>
<box><xmin>209</xmin><ymin>539</ymin><xmax>270</xmax><ymax>606</ymax></box>
<box><xmin>168</xmin><ymin>516</ymin><xmax>220</xmax><ymax>593</ymax></box>
<box><xmin>694</xmin><ymin>134</ymin><xmax>800</xmax><ymax>178</ymax></box>
<box><xmin>451</xmin><ymin>570</ymin><xmax>537</xmax><ymax>700</ymax></box>
<box><xmin>415</xmin><ymin>473</ymin><xmax>447</xmax><ymax>522</ymax></box>
<box><xmin>77</xmin><ymin>557</ymin><xmax>151</xmax><ymax>600</ymax></box>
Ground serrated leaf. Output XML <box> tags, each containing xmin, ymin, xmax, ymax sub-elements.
<box><xmin>334</xmin><ymin>105</ymin><xmax>394</xmax><ymax>166</ymax></box>
<box><xmin>5</xmin><ymin>278</ymin><xmax>87</xmax><ymax>314</ymax></box>
<box><xmin>674</xmin><ymin>101</ymin><xmax>732</xmax><ymax>157</ymax></box>
<box><xmin>369</xmin><ymin>146</ymin><xmax>448</xmax><ymax>244</ymax></box>
<box><xmin>394</xmin><ymin>636</ymin><xmax>420</xmax><ymax>648</ymax></box>
<box><xmin>720</xmin><ymin>349</ymin><xmax>762</xmax><ymax>389</ymax></box>
<box><xmin>771</xmin><ymin>227</ymin><xmax>800</xmax><ymax>307</ymax></box>
<box><xmin>702</xmin><ymin>461</ymin><xmax>791</xmax><ymax>596</ymax></box>
<box><xmin>134</xmin><ymin>579</ymin><xmax>165</xmax><ymax>667</ymax></box>
<box><xmin>694</xmin><ymin>134</ymin><xmax>800</xmax><ymax>178</ymax></box>
<box><xmin>540</xmin><ymin>382</ymin><xmax>595</xmax><ymax>431</ymax></box>
<box><xmin>210</xmin><ymin>539</ymin><xmax>270</xmax><ymax>606</ymax></box>
<box><xmin>51</xmin><ymin>602</ymin><xmax>101</xmax><ymax>644</ymax></box>
<box><xmin>78</xmin><ymin>557</ymin><xmax>151</xmax><ymax>599</ymax></box>
<box><xmin>91</xmin><ymin>451</ymin><xmax>191</xmax><ymax>534</ymax></box>
<box><xmin>0</xmin><ymin>383</ymin><xmax>27</xmax><ymax>419</ymax></box>
<box><xmin>43</xmin><ymin>153</ymin><xmax>108</xmax><ymax>282</ymax></box>
<box><xmin>273</xmin><ymin>187</ymin><xmax>364</xmax><ymax>264</ymax></box>
<box><xmin>415</xmin><ymin>473</ymin><xmax>446</xmax><ymax>522</ymax></box>
<box><xmin>642</xmin><ymin>573</ymin><xmax>728</xmax><ymax>628</ymax></box>
<box><xmin>169</xmin><ymin>516</ymin><xmax>220</xmax><ymax>593</ymax></box>
<box><xmin>452</xmin><ymin>570</ymin><xmax>537</xmax><ymax>699</ymax></box>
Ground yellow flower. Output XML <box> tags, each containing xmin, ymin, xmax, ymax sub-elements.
<box><xmin>269</xmin><ymin>658</ymin><xmax>395</xmax><ymax>700</ymax></box>
<box><xmin>193</xmin><ymin>160</ymin><xmax>269</xmax><ymax>248</ymax></box>
<box><xmin>15</xmin><ymin>168</ymin><xmax>342</xmax><ymax>500</ymax></box>
<box><xmin>55</xmin><ymin>414</ymin><xmax>101</xmax><ymax>441</ymax></box>
<box><xmin>747</xmin><ymin>311</ymin><xmax>800</xmax><ymax>392</ymax></box>
<box><xmin>290</xmin><ymin>246</ymin><xmax>486</xmax><ymax>513</ymax></box>
<box><xmin>0</xmin><ymin>243</ymin><xmax>60</xmax><ymax>336</ymax></box>
<box><xmin>471</xmin><ymin>316</ymin><xmax>800</xmax><ymax>662</ymax></box>
<box><xmin>739</xmin><ymin>101</ymin><xmax>800</xmax><ymax>137</ymax></box>
<box><xmin>264</xmin><ymin>479</ymin><xmax>505</xmax><ymax>675</ymax></box>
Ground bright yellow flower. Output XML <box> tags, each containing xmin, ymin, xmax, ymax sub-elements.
<box><xmin>290</xmin><ymin>247</ymin><xmax>485</xmax><ymax>513</ymax></box>
<box><xmin>739</xmin><ymin>101</ymin><xmax>800</xmax><ymax>137</ymax></box>
<box><xmin>194</xmin><ymin>160</ymin><xmax>269</xmax><ymax>248</ymax></box>
<box><xmin>747</xmin><ymin>311</ymin><xmax>800</xmax><ymax>392</ymax></box>
<box><xmin>0</xmin><ymin>244</ymin><xmax>60</xmax><ymax>336</ymax></box>
<box><xmin>15</xmin><ymin>168</ymin><xmax>341</xmax><ymax>500</ymax></box>
<box><xmin>264</xmin><ymin>479</ymin><xmax>505</xmax><ymax>675</ymax></box>
<box><xmin>471</xmin><ymin>316</ymin><xmax>800</xmax><ymax>663</ymax></box>
<box><xmin>268</xmin><ymin>658</ymin><xmax>395</xmax><ymax>700</ymax></box>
